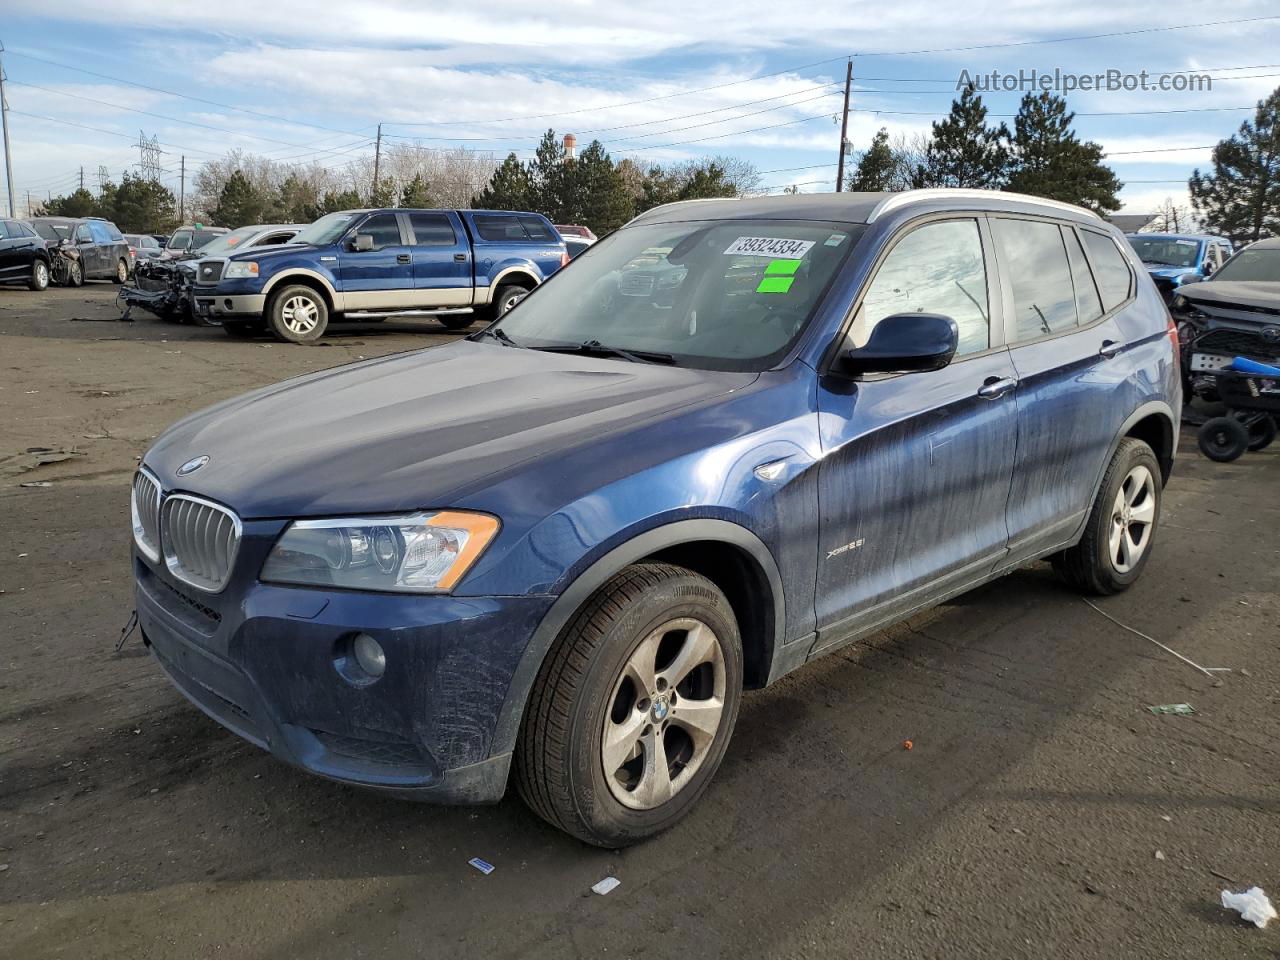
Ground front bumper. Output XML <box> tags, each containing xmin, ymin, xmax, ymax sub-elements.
<box><xmin>134</xmin><ymin>550</ymin><xmax>553</xmax><ymax>802</ymax></box>
<box><xmin>191</xmin><ymin>291</ymin><xmax>266</xmax><ymax>320</ymax></box>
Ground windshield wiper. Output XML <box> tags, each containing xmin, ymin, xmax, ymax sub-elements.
<box><xmin>472</xmin><ymin>326</ymin><xmax>520</xmax><ymax>347</ymax></box>
<box><xmin>531</xmin><ymin>339</ymin><xmax>677</xmax><ymax>365</ymax></box>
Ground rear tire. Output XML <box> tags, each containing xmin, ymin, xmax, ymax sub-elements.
<box><xmin>113</xmin><ymin>258</ymin><xmax>129</xmax><ymax>284</ymax></box>
<box><xmin>1052</xmin><ymin>437</ymin><xmax>1162</xmax><ymax>595</ymax></box>
<box><xmin>491</xmin><ymin>284</ymin><xmax>530</xmax><ymax>320</ymax></box>
<box><xmin>1198</xmin><ymin>416</ymin><xmax>1249</xmax><ymax>463</ymax></box>
<box><xmin>1244</xmin><ymin>415</ymin><xmax>1276</xmax><ymax>452</ymax></box>
<box><xmin>267</xmin><ymin>285</ymin><xmax>328</xmax><ymax>343</ymax></box>
<box><xmin>516</xmin><ymin>563</ymin><xmax>742</xmax><ymax>847</ymax></box>
<box><xmin>29</xmin><ymin>259</ymin><xmax>49</xmax><ymax>291</ymax></box>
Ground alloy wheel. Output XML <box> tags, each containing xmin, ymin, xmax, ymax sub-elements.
<box><xmin>34</xmin><ymin>261</ymin><xmax>48</xmax><ymax>289</ymax></box>
<box><xmin>602</xmin><ymin>617</ymin><xmax>726</xmax><ymax>810</ymax></box>
<box><xmin>281</xmin><ymin>295</ymin><xmax>320</xmax><ymax>335</ymax></box>
<box><xmin>1109</xmin><ymin>464</ymin><xmax>1156</xmax><ymax>574</ymax></box>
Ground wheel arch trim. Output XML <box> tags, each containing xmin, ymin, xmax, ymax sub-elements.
<box><xmin>488</xmin><ymin>519</ymin><xmax>785</xmax><ymax>760</ymax></box>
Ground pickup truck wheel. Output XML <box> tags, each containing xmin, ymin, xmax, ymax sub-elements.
<box><xmin>29</xmin><ymin>259</ymin><xmax>49</xmax><ymax>291</ymax></box>
<box><xmin>1051</xmin><ymin>437</ymin><xmax>1162</xmax><ymax>595</ymax></box>
<box><xmin>516</xmin><ymin>563</ymin><xmax>742</xmax><ymax>847</ymax></box>
<box><xmin>436</xmin><ymin>315</ymin><xmax>474</xmax><ymax>331</ymax></box>
<box><xmin>113</xmin><ymin>258</ymin><xmax>129</xmax><ymax>284</ymax></box>
<box><xmin>222</xmin><ymin>322</ymin><xmax>258</xmax><ymax>338</ymax></box>
<box><xmin>493</xmin><ymin>284</ymin><xmax>530</xmax><ymax>318</ymax></box>
<box><xmin>268</xmin><ymin>285</ymin><xmax>328</xmax><ymax>343</ymax></box>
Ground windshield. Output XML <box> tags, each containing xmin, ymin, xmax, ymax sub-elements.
<box><xmin>487</xmin><ymin>219</ymin><xmax>861</xmax><ymax>371</ymax></box>
<box><xmin>1213</xmin><ymin>248</ymin><xmax>1280</xmax><ymax>283</ymax></box>
<box><xmin>30</xmin><ymin>221</ymin><xmax>70</xmax><ymax>242</ymax></box>
<box><xmin>169</xmin><ymin>230</ymin><xmax>193</xmax><ymax>250</ymax></box>
<box><xmin>1126</xmin><ymin>236</ymin><xmax>1201</xmax><ymax>268</ymax></box>
<box><xmin>198</xmin><ymin>227</ymin><xmax>262</xmax><ymax>257</ymax></box>
<box><xmin>293</xmin><ymin>213</ymin><xmax>359</xmax><ymax>246</ymax></box>
<box><xmin>191</xmin><ymin>230</ymin><xmax>225</xmax><ymax>250</ymax></box>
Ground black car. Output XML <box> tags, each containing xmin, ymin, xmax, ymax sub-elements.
<box><xmin>28</xmin><ymin>216</ymin><xmax>132</xmax><ymax>284</ymax></box>
<box><xmin>0</xmin><ymin>218</ymin><xmax>53</xmax><ymax>290</ymax></box>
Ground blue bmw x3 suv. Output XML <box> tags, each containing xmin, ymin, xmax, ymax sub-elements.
<box><xmin>131</xmin><ymin>190</ymin><xmax>1180</xmax><ymax>846</ymax></box>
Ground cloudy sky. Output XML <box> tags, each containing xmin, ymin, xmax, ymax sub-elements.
<box><xmin>3</xmin><ymin>1</ymin><xmax>1279</xmax><ymax>216</ymax></box>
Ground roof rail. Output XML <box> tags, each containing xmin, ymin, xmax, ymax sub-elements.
<box><xmin>866</xmin><ymin>189</ymin><xmax>1101</xmax><ymax>223</ymax></box>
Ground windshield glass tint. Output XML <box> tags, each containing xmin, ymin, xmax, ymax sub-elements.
<box><xmin>1126</xmin><ymin>236</ymin><xmax>1201</xmax><ymax>268</ymax></box>
<box><xmin>1213</xmin><ymin>248</ymin><xmax>1280</xmax><ymax>283</ymax></box>
<box><xmin>198</xmin><ymin>227</ymin><xmax>258</xmax><ymax>256</ymax></box>
<box><xmin>169</xmin><ymin>230</ymin><xmax>192</xmax><ymax>250</ymax></box>
<box><xmin>293</xmin><ymin>213</ymin><xmax>357</xmax><ymax>246</ymax></box>
<box><xmin>491</xmin><ymin>219</ymin><xmax>862</xmax><ymax>370</ymax></box>
<box><xmin>31</xmin><ymin>222</ymin><xmax>70</xmax><ymax>242</ymax></box>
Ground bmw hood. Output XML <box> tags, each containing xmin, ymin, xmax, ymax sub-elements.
<box><xmin>143</xmin><ymin>340</ymin><xmax>757</xmax><ymax>518</ymax></box>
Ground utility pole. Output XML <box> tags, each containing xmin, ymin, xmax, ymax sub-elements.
<box><xmin>79</xmin><ymin>166</ymin><xmax>85</xmax><ymax>190</ymax></box>
<box><xmin>835</xmin><ymin>58</ymin><xmax>852</xmax><ymax>193</ymax></box>
<box><xmin>0</xmin><ymin>44</ymin><xmax>15</xmax><ymax>217</ymax></box>
<box><xmin>179</xmin><ymin>155</ymin><xmax>185</xmax><ymax>222</ymax></box>
<box><xmin>372</xmin><ymin>122</ymin><xmax>383</xmax><ymax>200</ymax></box>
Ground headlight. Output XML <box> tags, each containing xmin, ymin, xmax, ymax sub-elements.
<box><xmin>223</xmin><ymin>261</ymin><xmax>259</xmax><ymax>279</ymax></box>
<box><xmin>261</xmin><ymin>511</ymin><xmax>499</xmax><ymax>593</ymax></box>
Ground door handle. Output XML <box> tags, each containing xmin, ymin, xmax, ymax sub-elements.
<box><xmin>453</xmin><ymin>253</ymin><xmax>468</xmax><ymax>262</ymax></box>
<box><xmin>396</xmin><ymin>253</ymin><xmax>411</xmax><ymax>263</ymax></box>
<box><xmin>1099</xmin><ymin>339</ymin><xmax>1123</xmax><ymax>359</ymax></box>
<box><xmin>977</xmin><ymin>376</ymin><xmax>1017</xmax><ymax>399</ymax></box>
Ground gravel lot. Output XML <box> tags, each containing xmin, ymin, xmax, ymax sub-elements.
<box><xmin>2</xmin><ymin>283</ymin><xmax>1277</xmax><ymax>959</ymax></box>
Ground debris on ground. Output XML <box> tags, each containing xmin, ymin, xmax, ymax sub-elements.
<box><xmin>903</xmin><ymin>739</ymin><xmax>914</xmax><ymax>750</ymax></box>
<box><xmin>1082</xmin><ymin>599</ymin><xmax>1228</xmax><ymax>679</ymax></box>
<box><xmin>468</xmin><ymin>858</ymin><xmax>495</xmax><ymax>875</ymax></box>
<box><xmin>1221</xmin><ymin>887</ymin><xmax>1277</xmax><ymax>928</ymax></box>
<box><xmin>592</xmin><ymin>877</ymin><xmax>621</xmax><ymax>896</ymax></box>
<box><xmin>1</xmin><ymin>446</ymin><xmax>86</xmax><ymax>479</ymax></box>
<box><xmin>1149</xmin><ymin>703</ymin><xmax>1196</xmax><ymax>716</ymax></box>
<box><xmin>1154</xmin><ymin>850</ymin><xmax>1166</xmax><ymax>860</ymax></box>
<box><xmin>19</xmin><ymin>481</ymin><xmax>52</xmax><ymax>488</ymax></box>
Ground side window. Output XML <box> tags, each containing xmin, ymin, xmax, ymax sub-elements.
<box><xmin>257</xmin><ymin>233</ymin><xmax>295</xmax><ymax>247</ymax></box>
<box><xmin>1064</xmin><ymin>228</ymin><xmax>1103</xmax><ymax>326</ymax></box>
<box><xmin>76</xmin><ymin>224</ymin><xmax>94</xmax><ymax>243</ymax></box>
<box><xmin>0</xmin><ymin>221</ymin><xmax>13</xmax><ymax>239</ymax></box>
<box><xmin>472</xmin><ymin>214</ymin><xmax>528</xmax><ymax>242</ymax></box>
<box><xmin>408</xmin><ymin>213</ymin><xmax>457</xmax><ymax>246</ymax></box>
<box><xmin>858</xmin><ymin>218</ymin><xmax>990</xmax><ymax>357</ymax></box>
<box><xmin>88</xmin><ymin>221</ymin><xmax>112</xmax><ymax>243</ymax></box>
<box><xmin>1081</xmin><ymin>230</ymin><xmax>1133</xmax><ymax>311</ymax></box>
<box><xmin>992</xmin><ymin>218</ymin><xmax>1078</xmax><ymax>341</ymax></box>
<box><xmin>355</xmin><ymin>214</ymin><xmax>403</xmax><ymax>250</ymax></box>
<box><xmin>518</xmin><ymin>215</ymin><xmax>555</xmax><ymax>242</ymax></box>
<box><xmin>105</xmin><ymin>223</ymin><xmax>124</xmax><ymax>241</ymax></box>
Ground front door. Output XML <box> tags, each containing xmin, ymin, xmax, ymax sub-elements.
<box><xmin>814</xmin><ymin>217</ymin><xmax>1018</xmax><ymax>647</ymax></box>
<box><xmin>407</xmin><ymin>211</ymin><xmax>472</xmax><ymax>307</ymax></box>
<box><xmin>337</xmin><ymin>212</ymin><xmax>415</xmax><ymax>311</ymax></box>
<box><xmin>76</xmin><ymin>222</ymin><xmax>102</xmax><ymax>278</ymax></box>
<box><xmin>0</xmin><ymin>221</ymin><xmax>22</xmax><ymax>280</ymax></box>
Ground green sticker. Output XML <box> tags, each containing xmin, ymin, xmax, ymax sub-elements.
<box><xmin>764</xmin><ymin>259</ymin><xmax>802</xmax><ymax>276</ymax></box>
<box><xmin>756</xmin><ymin>276</ymin><xmax>795</xmax><ymax>294</ymax></box>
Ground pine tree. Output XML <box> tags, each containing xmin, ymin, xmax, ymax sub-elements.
<box><xmin>319</xmin><ymin>189</ymin><xmax>362</xmax><ymax>215</ymax></box>
<box><xmin>400</xmin><ymin>173</ymin><xmax>433</xmax><ymax>208</ymax></box>
<box><xmin>567</xmin><ymin>140</ymin><xmax>633</xmax><ymax>233</ymax></box>
<box><xmin>529</xmin><ymin>130</ymin><xmax>568</xmax><ymax>221</ymax></box>
<box><xmin>277</xmin><ymin>174</ymin><xmax>323</xmax><ymax>224</ymax></box>
<box><xmin>1189</xmin><ymin>87</ymin><xmax>1280</xmax><ymax>243</ymax></box>
<box><xmin>367</xmin><ymin>178</ymin><xmax>397</xmax><ymax>208</ymax></box>
<box><xmin>473</xmin><ymin>153</ymin><xmax>535</xmax><ymax>210</ymax></box>
<box><xmin>37</xmin><ymin>187</ymin><xmax>99</xmax><ymax>218</ymax></box>
<box><xmin>847</xmin><ymin>128</ymin><xmax>897</xmax><ymax>191</ymax></box>
<box><xmin>1005</xmin><ymin>92</ymin><xmax>1122</xmax><ymax>215</ymax></box>
<box><xmin>919</xmin><ymin>84</ymin><xmax>1009</xmax><ymax>189</ymax></box>
<box><xmin>210</xmin><ymin>170</ymin><xmax>273</xmax><ymax>227</ymax></box>
<box><xmin>106</xmin><ymin>173</ymin><xmax>178</xmax><ymax>233</ymax></box>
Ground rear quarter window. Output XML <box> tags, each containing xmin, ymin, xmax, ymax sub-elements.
<box><xmin>1081</xmin><ymin>230</ymin><xmax>1134</xmax><ymax>312</ymax></box>
<box><xmin>518</xmin><ymin>216</ymin><xmax>555</xmax><ymax>241</ymax></box>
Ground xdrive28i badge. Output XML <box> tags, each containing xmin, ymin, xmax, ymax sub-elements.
<box><xmin>176</xmin><ymin>455</ymin><xmax>210</xmax><ymax>477</ymax></box>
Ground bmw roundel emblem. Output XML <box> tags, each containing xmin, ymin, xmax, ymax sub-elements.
<box><xmin>176</xmin><ymin>455</ymin><xmax>210</xmax><ymax>477</ymax></box>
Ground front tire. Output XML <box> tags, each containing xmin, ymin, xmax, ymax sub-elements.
<box><xmin>29</xmin><ymin>259</ymin><xmax>50</xmax><ymax>291</ymax></box>
<box><xmin>267</xmin><ymin>285</ymin><xmax>328</xmax><ymax>343</ymax></box>
<box><xmin>1052</xmin><ymin>437</ymin><xmax>1162</xmax><ymax>595</ymax></box>
<box><xmin>516</xmin><ymin>563</ymin><xmax>742</xmax><ymax>847</ymax></box>
<box><xmin>66</xmin><ymin>260</ymin><xmax>84</xmax><ymax>287</ymax></box>
<box><xmin>437</xmin><ymin>314</ymin><xmax>475</xmax><ymax>331</ymax></box>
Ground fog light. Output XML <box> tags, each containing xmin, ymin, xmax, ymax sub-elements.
<box><xmin>352</xmin><ymin>633</ymin><xmax>386</xmax><ymax>679</ymax></box>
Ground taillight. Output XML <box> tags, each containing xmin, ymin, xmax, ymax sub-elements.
<box><xmin>1166</xmin><ymin>316</ymin><xmax>1180</xmax><ymax>354</ymax></box>
<box><xmin>560</xmin><ymin>251</ymin><xmax>570</xmax><ymax>268</ymax></box>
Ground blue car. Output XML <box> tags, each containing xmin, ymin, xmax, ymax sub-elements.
<box><xmin>132</xmin><ymin>189</ymin><xmax>1181</xmax><ymax>846</ymax></box>
<box><xmin>189</xmin><ymin>208</ymin><xmax>568</xmax><ymax>342</ymax></box>
<box><xmin>1126</xmin><ymin>232</ymin><xmax>1234</xmax><ymax>303</ymax></box>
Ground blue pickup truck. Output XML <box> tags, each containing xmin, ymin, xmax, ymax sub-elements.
<box><xmin>192</xmin><ymin>208</ymin><xmax>568</xmax><ymax>342</ymax></box>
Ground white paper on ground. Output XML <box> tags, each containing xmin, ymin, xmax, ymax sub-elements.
<box><xmin>592</xmin><ymin>876</ymin><xmax>621</xmax><ymax>896</ymax></box>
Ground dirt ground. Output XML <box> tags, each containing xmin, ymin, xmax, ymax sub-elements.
<box><xmin>1</xmin><ymin>284</ymin><xmax>1277</xmax><ymax>960</ymax></box>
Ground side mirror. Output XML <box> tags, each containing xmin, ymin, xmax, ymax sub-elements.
<box><xmin>839</xmin><ymin>312</ymin><xmax>959</xmax><ymax>376</ymax></box>
<box><xmin>351</xmin><ymin>233</ymin><xmax>374</xmax><ymax>252</ymax></box>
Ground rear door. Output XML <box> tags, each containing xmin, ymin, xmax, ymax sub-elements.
<box><xmin>814</xmin><ymin>216</ymin><xmax>1019</xmax><ymax>643</ymax></box>
<box><xmin>997</xmin><ymin>216</ymin><xmax>1132</xmax><ymax>560</ymax></box>
<box><xmin>336</xmin><ymin>212</ymin><xmax>415</xmax><ymax>310</ymax></box>
<box><xmin>407</xmin><ymin>211</ymin><xmax>472</xmax><ymax>306</ymax></box>
<box><xmin>0</xmin><ymin>221</ymin><xmax>21</xmax><ymax>280</ymax></box>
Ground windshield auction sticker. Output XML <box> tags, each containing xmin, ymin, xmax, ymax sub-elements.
<box><xmin>724</xmin><ymin>237</ymin><xmax>816</xmax><ymax>259</ymax></box>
